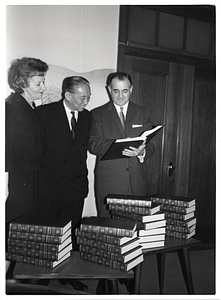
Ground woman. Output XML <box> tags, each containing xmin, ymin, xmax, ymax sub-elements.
<box><xmin>5</xmin><ymin>57</ymin><xmax>49</xmax><ymax>224</ymax></box>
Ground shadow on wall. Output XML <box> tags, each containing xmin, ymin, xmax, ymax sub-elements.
<box><xmin>40</xmin><ymin>64</ymin><xmax>114</xmax><ymax>218</ymax></box>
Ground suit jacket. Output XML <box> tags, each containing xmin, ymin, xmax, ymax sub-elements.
<box><xmin>36</xmin><ymin>100</ymin><xmax>92</xmax><ymax>203</ymax></box>
<box><xmin>88</xmin><ymin>101</ymin><xmax>155</xmax><ymax>201</ymax></box>
<box><xmin>5</xmin><ymin>93</ymin><xmax>45</xmax><ymax>222</ymax></box>
<box><xmin>5</xmin><ymin>93</ymin><xmax>44</xmax><ymax>172</ymax></box>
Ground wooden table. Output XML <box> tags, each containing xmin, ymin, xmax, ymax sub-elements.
<box><xmin>13</xmin><ymin>250</ymin><xmax>139</xmax><ymax>294</ymax></box>
<box><xmin>12</xmin><ymin>237</ymin><xmax>201</xmax><ymax>294</ymax></box>
<box><xmin>139</xmin><ymin>236</ymin><xmax>201</xmax><ymax>294</ymax></box>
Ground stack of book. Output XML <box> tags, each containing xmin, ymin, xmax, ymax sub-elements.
<box><xmin>6</xmin><ymin>216</ymin><xmax>72</xmax><ymax>268</ymax></box>
<box><xmin>76</xmin><ymin>216</ymin><xmax>144</xmax><ymax>271</ymax></box>
<box><xmin>151</xmin><ymin>195</ymin><xmax>197</xmax><ymax>239</ymax></box>
<box><xmin>106</xmin><ymin>194</ymin><xmax>166</xmax><ymax>250</ymax></box>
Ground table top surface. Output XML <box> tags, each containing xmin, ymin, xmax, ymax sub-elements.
<box><xmin>143</xmin><ymin>237</ymin><xmax>201</xmax><ymax>254</ymax></box>
<box><xmin>13</xmin><ymin>237</ymin><xmax>201</xmax><ymax>280</ymax></box>
<box><xmin>13</xmin><ymin>251</ymin><xmax>134</xmax><ymax>280</ymax></box>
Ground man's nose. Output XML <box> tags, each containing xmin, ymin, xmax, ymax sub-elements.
<box><xmin>119</xmin><ymin>91</ymin><xmax>123</xmax><ymax>98</ymax></box>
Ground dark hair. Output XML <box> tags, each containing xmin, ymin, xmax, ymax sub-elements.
<box><xmin>61</xmin><ymin>76</ymin><xmax>90</xmax><ymax>99</ymax></box>
<box><xmin>106</xmin><ymin>72</ymin><xmax>132</xmax><ymax>87</ymax></box>
<box><xmin>8</xmin><ymin>57</ymin><xmax>49</xmax><ymax>94</ymax></box>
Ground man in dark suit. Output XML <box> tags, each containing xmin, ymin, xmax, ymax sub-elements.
<box><xmin>37</xmin><ymin>76</ymin><xmax>92</xmax><ymax>291</ymax></box>
<box><xmin>89</xmin><ymin>72</ymin><xmax>155</xmax><ymax>218</ymax></box>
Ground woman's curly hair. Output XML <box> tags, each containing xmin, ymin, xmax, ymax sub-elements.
<box><xmin>8</xmin><ymin>57</ymin><xmax>49</xmax><ymax>94</ymax></box>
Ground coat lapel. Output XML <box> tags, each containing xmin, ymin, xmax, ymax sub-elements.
<box><xmin>56</xmin><ymin>100</ymin><xmax>73</xmax><ymax>146</ymax></box>
<box><xmin>107</xmin><ymin>101</ymin><xmax>125</xmax><ymax>136</ymax></box>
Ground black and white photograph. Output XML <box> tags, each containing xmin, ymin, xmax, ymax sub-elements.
<box><xmin>2</xmin><ymin>1</ymin><xmax>219</xmax><ymax>298</ymax></box>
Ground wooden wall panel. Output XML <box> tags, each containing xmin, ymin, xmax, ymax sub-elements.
<box><xmin>189</xmin><ymin>79</ymin><xmax>215</xmax><ymax>227</ymax></box>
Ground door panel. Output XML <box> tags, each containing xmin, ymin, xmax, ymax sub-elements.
<box><xmin>189</xmin><ymin>78</ymin><xmax>215</xmax><ymax>228</ymax></box>
<box><xmin>124</xmin><ymin>56</ymin><xmax>195</xmax><ymax>197</ymax></box>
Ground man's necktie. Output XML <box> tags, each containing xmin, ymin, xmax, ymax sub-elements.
<box><xmin>71</xmin><ymin>111</ymin><xmax>76</xmax><ymax>139</ymax></box>
<box><xmin>119</xmin><ymin>106</ymin><xmax>125</xmax><ymax>131</ymax></box>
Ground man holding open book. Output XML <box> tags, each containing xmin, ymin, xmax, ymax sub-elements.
<box><xmin>89</xmin><ymin>72</ymin><xmax>156</xmax><ymax>218</ymax></box>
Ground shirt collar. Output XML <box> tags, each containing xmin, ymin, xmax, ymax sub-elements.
<box><xmin>114</xmin><ymin>101</ymin><xmax>129</xmax><ymax>116</ymax></box>
<box><xmin>63</xmin><ymin>99</ymin><xmax>78</xmax><ymax>120</ymax></box>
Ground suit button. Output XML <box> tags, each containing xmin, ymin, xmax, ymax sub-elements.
<box><xmin>64</xmin><ymin>160</ymin><xmax>67</xmax><ymax>163</ymax></box>
<box><xmin>126</xmin><ymin>168</ymin><xmax>129</xmax><ymax>171</ymax></box>
<box><xmin>59</xmin><ymin>141</ymin><xmax>63</xmax><ymax>145</ymax></box>
<box><xmin>63</xmin><ymin>176</ymin><xmax>66</xmax><ymax>179</ymax></box>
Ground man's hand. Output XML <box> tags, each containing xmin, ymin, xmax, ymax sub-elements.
<box><xmin>122</xmin><ymin>142</ymin><xmax>145</xmax><ymax>157</ymax></box>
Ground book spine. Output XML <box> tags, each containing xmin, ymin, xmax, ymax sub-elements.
<box><xmin>77</xmin><ymin>237</ymin><xmax>125</xmax><ymax>254</ymax></box>
<box><xmin>166</xmin><ymin>224</ymin><xmax>194</xmax><ymax>233</ymax></box>
<box><xmin>6</xmin><ymin>253</ymin><xmax>57</xmax><ymax>268</ymax></box>
<box><xmin>9</xmin><ymin>223</ymin><xmax>64</xmax><ymax>235</ymax></box>
<box><xmin>160</xmin><ymin>204</ymin><xmax>192</xmax><ymax>214</ymax></box>
<box><xmin>8</xmin><ymin>231</ymin><xmax>64</xmax><ymax>245</ymax></box>
<box><xmin>79</xmin><ymin>245</ymin><xmax>127</xmax><ymax>263</ymax></box>
<box><xmin>107</xmin><ymin>198</ymin><xmax>152</xmax><ymax>207</ymax></box>
<box><xmin>111</xmin><ymin>215</ymin><xmax>145</xmax><ymax>229</ymax></box>
<box><xmin>109</xmin><ymin>204</ymin><xmax>153</xmax><ymax>215</ymax></box>
<box><xmin>151</xmin><ymin>197</ymin><xmax>193</xmax><ymax>208</ymax></box>
<box><xmin>164</xmin><ymin>212</ymin><xmax>193</xmax><ymax>221</ymax></box>
<box><xmin>75</xmin><ymin>229</ymin><xmax>125</xmax><ymax>246</ymax></box>
<box><xmin>7</xmin><ymin>246</ymin><xmax>62</xmax><ymax>261</ymax></box>
<box><xmin>110</xmin><ymin>210</ymin><xmax>143</xmax><ymax>222</ymax></box>
<box><xmin>7</xmin><ymin>239</ymin><xmax>61</xmax><ymax>252</ymax></box>
<box><xmin>80</xmin><ymin>252</ymin><xmax>128</xmax><ymax>271</ymax></box>
<box><xmin>79</xmin><ymin>224</ymin><xmax>133</xmax><ymax>237</ymax></box>
<box><xmin>165</xmin><ymin>229</ymin><xmax>194</xmax><ymax>239</ymax></box>
<box><xmin>166</xmin><ymin>218</ymin><xmax>194</xmax><ymax>227</ymax></box>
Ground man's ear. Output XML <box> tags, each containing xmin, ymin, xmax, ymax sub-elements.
<box><xmin>107</xmin><ymin>86</ymin><xmax>111</xmax><ymax>94</ymax></box>
<box><xmin>130</xmin><ymin>85</ymin><xmax>133</xmax><ymax>93</ymax></box>
<box><xmin>65</xmin><ymin>91</ymin><xmax>71</xmax><ymax>100</ymax></box>
<box><xmin>106</xmin><ymin>86</ymin><xmax>112</xmax><ymax>101</ymax></box>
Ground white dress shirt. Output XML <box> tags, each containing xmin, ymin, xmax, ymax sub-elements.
<box><xmin>63</xmin><ymin>100</ymin><xmax>78</xmax><ymax>130</ymax></box>
<box><xmin>114</xmin><ymin>102</ymin><xmax>129</xmax><ymax>119</ymax></box>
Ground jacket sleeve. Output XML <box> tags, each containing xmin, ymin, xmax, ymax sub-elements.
<box><xmin>5</xmin><ymin>103</ymin><xmax>17</xmax><ymax>171</ymax></box>
<box><xmin>88</xmin><ymin>109</ymin><xmax>114</xmax><ymax>158</ymax></box>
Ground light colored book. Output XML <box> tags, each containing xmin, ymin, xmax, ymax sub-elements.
<box><xmin>140</xmin><ymin>240</ymin><xmax>165</xmax><ymax>250</ymax></box>
<box><xmin>143</xmin><ymin>219</ymin><xmax>166</xmax><ymax>230</ymax></box>
<box><xmin>138</xmin><ymin>234</ymin><xmax>165</xmax><ymax>243</ymax></box>
<box><xmin>138</xmin><ymin>227</ymin><xmax>166</xmax><ymax>236</ymax></box>
<box><xmin>142</xmin><ymin>212</ymin><xmax>165</xmax><ymax>223</ymax></box>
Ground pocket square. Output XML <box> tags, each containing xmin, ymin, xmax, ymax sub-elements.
<box><xmin>132</xmin><ymin>124</ymin><xmax>143</xmax><ymax>128</ymax></box>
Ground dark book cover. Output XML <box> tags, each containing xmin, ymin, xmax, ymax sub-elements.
<box><xmin>108</xmin><ymin>203</ymin><xmax>160</xmax><ymax>216</ymax></box>
<box><xmin>80</xmin><ymin>252</ymin><xmax>143</xmax><ymax>271</ymax></box>
<box><xmin>75</xmin><ymin>228</ymin><xmax>137</xmax><ymax>246</ymax></box>
<box><xmin>80</xmin><ymin>217</ymin><xmax>137</xmax><ymax>237</ymax></box>
<box><xmin>7</xmin><ymin>242</ymin><xmax>72</xmax><ymax>261</ymax></box>
<box><xmin>8</xmin><ymin>228</ymin><xmax>72</xmax><ymax>245</ymax></box>
<box><xmin>151</xmin><ymin>195</ymin><xmax>196</xmax><ymax>208</ymax></box>
<box><xmin>106</xmin><ymin>194</ymin><xmax>152</xmax><ymax>207</ymax></box>
<box><xmin>9</xmin><ymin>215</ymin><xmax>72</xmax><ymax>236</ymax></box>
<box><xmin>166</xmin><ymin>217</ymin><xmax>196</xmax><ymax>228</ymax></box>
<box><xmin>101</xmin><ymin>125</ymin><xmax>164</xmax><ymax>161</ymax></box>
<box><xmin>79</xmin><ymin>244</ymin><xmax>142</xmax><ymax>264</ymax></box>
<box><xmin>8</xmin><ymin>235</ymin><xmax>72</xmax><ymax>253</ymax></box>
<box><xmin>6</xmin><ymin>251</ymin><xmax>71</xmax><ymax>268</ymax></box>
<box><xmin>77</xmin><ymin>236</ymin><xmax>140</xmax><ymax>255</ymax></box>
<box><xmin>160</xmin><ymin>204</ymin><xmax>196</xmax><ymax>215</ymax></box>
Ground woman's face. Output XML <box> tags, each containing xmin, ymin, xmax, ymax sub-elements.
<box><xmin>22</xmin><ymin>74</ymin><xmax>46</xmax><ymax>102</ymax></box>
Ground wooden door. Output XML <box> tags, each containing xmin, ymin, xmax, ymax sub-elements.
<box><xmin>124</xmin><ymin>55</ymin><xmax>195</xmax><ymax>197</ymax></box>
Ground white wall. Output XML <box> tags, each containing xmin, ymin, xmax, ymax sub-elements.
<box><xmin>6</xmin><ymin>5</ymin><xmax>119</xmax><ymax>73</ymax></box>
<box><xmin>5</xmin><ymin>5</ymin><xmax>120</xmax><ymax>217</ymax></box>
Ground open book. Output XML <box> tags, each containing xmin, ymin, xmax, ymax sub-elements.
<box><xmin>101</xmin><ymin>125</ymin><xmax>164</xmax><ymax>161</ymax></box>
